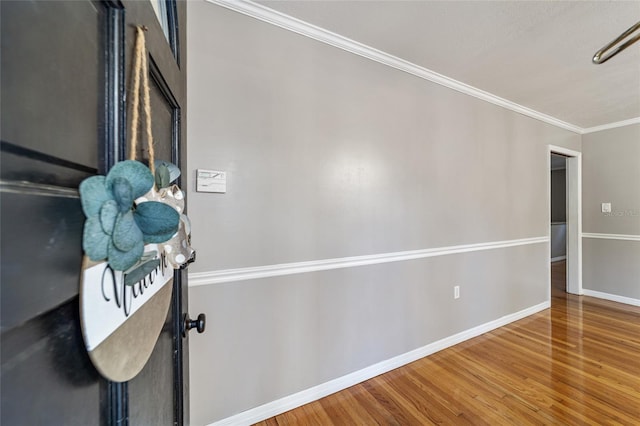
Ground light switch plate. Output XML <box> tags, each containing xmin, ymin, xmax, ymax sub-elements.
<box><xmin>601</xmin><ymin>203</ymin><xmax>611</xmax><ymax>213</ymax></box>
<box><xmin>197</xmin><ymin>169</ymin><xmax>226</xmax><ymax>193</ymax></box>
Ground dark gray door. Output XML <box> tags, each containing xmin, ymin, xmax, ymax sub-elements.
<box><xmin>0</xmin><ymin>1</ymin><xmax>189</xmax><ymax>424</ymax></box>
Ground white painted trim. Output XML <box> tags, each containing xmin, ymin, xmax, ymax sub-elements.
<box><xmin>189</xmin><ymin>236</ymin><xmax>548</xmax><ymax>286</ymax></box>
<box><xmin>583</xmin><ymin>289</ymin><xmax>640</xmax><ymax>307</ymax></box>
<box><xmin>205</xmin><ymin>0</ymin><xmax>583</xmax><ymax>134</ymax></box>
<box><xmin>582</xmin><ymin>117</ymin><xmax>640</xmax><ymax>134</ymax></box>
<box><xmin>546</xmin><ymin>150</ymin><xmax>552</xmax><ymax>302</ymax></box>
<box><xmin>548</xmin><ymin>145</ymin><xmax>581</xmax><ymax>158</ymax></box>
<box><xmin>206</xmin><ymin>301</ymin><xmax>550</xmax><ymax>426</ymax></box>
<box><xmin>567</xmin><ymin>152</ymin><xmax>583</xmax><ymax>296</ymax></box>
<box><xmin>548</xmin><ymin>145</ymin><xmax>582</xmax><ymax>296</ymax></box>
<box><xmin>551</xmin><ymin>255</ymin><xmax>566</xmax><ymax>263</ymax></box>
<box><xmin>582</xmin><ymin>232</ymin><xmax>640</xmax><ymax>242</ymax></box>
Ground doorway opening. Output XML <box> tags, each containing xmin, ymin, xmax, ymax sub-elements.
<box><xmin>548</xmin><ymin>146</ymin><xmax>582</xmax><ymax>297</ymax></box>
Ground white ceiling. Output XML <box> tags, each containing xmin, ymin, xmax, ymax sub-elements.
<box><xmin>257</xmin><ymin>0</ymin><xmax>640</xmax><ymax>130</ymax></box>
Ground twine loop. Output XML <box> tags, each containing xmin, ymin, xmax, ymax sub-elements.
<box><xmin>129</xmin><ymin>26</ymin><xmax>155</xmax><ymax>175</ymax></box>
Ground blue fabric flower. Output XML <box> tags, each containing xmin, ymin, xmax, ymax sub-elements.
<box><xmin>80</xmin><ymin>160</ymin><xmax>180</xmax><ymax>271</ymax></box>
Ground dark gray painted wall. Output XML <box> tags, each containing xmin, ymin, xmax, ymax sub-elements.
<box><xmin>551</xmin><ymin>224</ymin><xmax>566</xmax><ymax>259</ymax></box>
<box><xmin>550</xmin><ymin>163</ymin><xmax>566</xmax><ymax>260</ymax></box>
<box><xmin>551</xmin><ymin>168</ymin><xmax>566</xmax><ymax>222</ymax></box>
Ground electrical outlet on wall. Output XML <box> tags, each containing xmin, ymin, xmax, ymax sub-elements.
<box><xmin>454</xmin><ymin>286</ymin><xmax>460</xmax><ymax>299</ymax></box>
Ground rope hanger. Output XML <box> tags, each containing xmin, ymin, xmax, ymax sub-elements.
<box><xmin>129</xmin><ymin>25</ymin><xmax>156</xmax><ymax>175</ymax></box>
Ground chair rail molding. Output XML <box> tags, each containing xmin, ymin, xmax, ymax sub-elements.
<box><xmin>189</xmin><ymin>236</ymin><xmax>549</xmax><ymax>286</ymax></box>
<box><xmin>582</xmin><ymin>232</ymin><xmax>640</xmax><ymax>242</ymax></box>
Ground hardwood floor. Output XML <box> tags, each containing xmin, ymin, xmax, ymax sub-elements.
<box><xmin>257</xmin><ymin>261</ymin><xmax>640</xmax><ymax>425</ymax></box>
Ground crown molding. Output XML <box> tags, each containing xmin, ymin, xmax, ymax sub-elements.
<box><xmin>206</xmin><ymin>0</ymin><xmax>586</xmax><ymax>134</ymax></box>
<box><xmin>206</xmin><ymin>1</ymin><xmax>639</xmax><ymax>135</ymax></box>
<box><xmin>581</xmin><ymin>117</ymin><xmax>640</xmax><ymax>134</ymax></box>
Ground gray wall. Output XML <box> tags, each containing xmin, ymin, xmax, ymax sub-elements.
<box><xmin>551</xmin><ymin>168</ymin><xmax>566</xmax><ymax>222</ymax></box>
<box><xmin>186</xmin><ymin>2</ymin><xmax>581</xmax><ymax>424</ymax></box>
<box><xmin>550</xmin><ymin>223</ymin><xmax>566</xmax><ymax>259</ymax></box>
<box><xmin>550</xmin><ymin>164</ymin><xmax>566</xmax><ymax>260</ymax></box>
<box><xmin>582</xmin><ymin>124</ymin><xmax>640</xmax><ymax>299</ymax></box>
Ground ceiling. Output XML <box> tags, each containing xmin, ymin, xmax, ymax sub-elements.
<box><xmin>256</xmin><ymin>0</ymin><xmax>640</xmax><ymax>131</ymax></box>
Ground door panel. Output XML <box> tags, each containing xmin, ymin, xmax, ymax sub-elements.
<box><xmin>1</xmin><ymin>0</ymin><xmax>189</xmax><ymax>424</ymax></box>
<box><xmin>122</xmin><ymin>0</ymin><xmax>188</xmax><ymax>423</ymax></box>
<box><xmin>0</xmin><ymin>182</ymin><xmax>87</xmax><ymax>332</ymax></box>
<box><xmin>1</xmin><ymin>300</ymin><xmax>101</xmax><ymax>425</ymax></box>
<box><xmin>129</xmin><ymin>304</ymin><xmax>176</xmax><ymax>425</ymax></box>
<box><xmin>0</xmin><ymin>0</ymin><xmax>102</xmax><ymax>168</ymax></box>
<box><xmin>1</xmin><ymin>1</ymin><xmax>107</xmax><ymax>421</ymax></box>
<box><xmin>128</xmin><ymin>49</ymin><xmax>183</xmax><ymax>425</ymax></box>
<box><xmin>149</xmin><ymin>74</ymin><xmax>177</xmax><ymax>163</ymax></box>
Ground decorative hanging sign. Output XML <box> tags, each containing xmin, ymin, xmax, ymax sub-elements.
<box><xmin>79</xmin><ymin>26</ymin><xmax>194</xmax><ymax>382</ymax></box>
<box><xmin>82</xmin><ymin>248</ymin><xmax>172</xmax><ymax>350</ymax></box>
<box><xmin>80</xmin><ymin>250</ymin><xmax>174</xmax><ymax>382</ymax></box>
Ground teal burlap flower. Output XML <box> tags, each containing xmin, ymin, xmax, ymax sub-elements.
<box><xmin>80</xmin><ymin>160</ymin><xmax>180</xmax><ymax>271</ymax></box>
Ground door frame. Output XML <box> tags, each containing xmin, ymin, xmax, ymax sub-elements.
<box><xmin>548</xmin><ymin>145</ymin><xmax>582</xmax><ymax>295</ymax></box>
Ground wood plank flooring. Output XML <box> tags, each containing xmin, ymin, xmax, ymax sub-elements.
<box><xmin>257</xmin><ymin>261</ymin><xmax>640</xmax><ymax>425</ymax></box>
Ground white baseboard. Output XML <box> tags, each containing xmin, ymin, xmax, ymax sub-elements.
<box><xmin>583</xmin><ymin>289</ymin><xmax>640</xmax><ymax>307</ymax></box>
<box><xmin>550</xmin><ymin>255</ymin><xmax>566</xmax><ymax>263</ymax></box>
<box><xmin>207</xmin><ymin>301</ymin><xmax>550</xmax><ymax>426</ymax></box>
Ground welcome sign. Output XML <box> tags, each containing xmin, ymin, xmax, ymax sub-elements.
<box><xmin>80</xmin><ymin>246</ymin><xmax>174</xmax><ymax>382</ymax></box>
